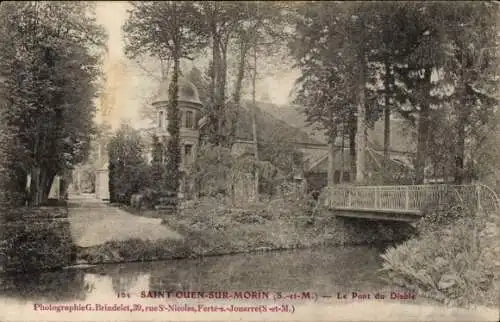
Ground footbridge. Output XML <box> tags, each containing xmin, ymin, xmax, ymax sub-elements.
<box><xmin>324</xmin><ymin>184</ymin><xmax>499</xmax><ymax>222</ymax></box>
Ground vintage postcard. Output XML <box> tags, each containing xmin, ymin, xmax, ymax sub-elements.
<box><xmin>0</xmin><ymin>1</ymin><xmax>499</xmax><ymax>321</ymax></box>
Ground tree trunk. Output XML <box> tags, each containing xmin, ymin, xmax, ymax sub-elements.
<box><xmin>327</xmin><ymin>138</ymin><xmax>337</xmax><ymax>187</ymax></box>
<box><xmin>349</xmin><ymin>117</ymin><xmax>356</xmax><ymax>180</ymax></box>
<box><xmin>383</xmin><ymin>57</ymin><xmax>392</xmax><ymax>176</ymax></box>
<box><xmin>230</xmin><ymin>42</ymin><xmax>249</xmax><ymax>147</ymax></box>
<box><xmin>29</xmin><ymin>166</ymin><xmax>41</xmax><ymax>207</ymax></box>
<box><xmin>233</xmin><ymin>43</ymin><xmax>247</xmax><ymax>105</ymax></box>
<box><xmin>209</xmin><ymin>29</ymin><xmax>221</xmax><ymax>146</ymax></box>
<box><xmin>353</xmin><ymin>15</ymin><xmax>368</xmax><ymax>183</ymax></box>
<box><xmin>29</xmin><ymin>166</ymin><xmax>52</xmax><ymax>207</ymax></box>
<box><xmin>455</xmin><ymin>88</ymin><xmax>472</xmax><ymax>184</ymax></box>
<box><xmin>14</xmin><ymin>166</ymin><xmax>28</xmax><ymax>206</ymax></box>
<box><xmin>43</xmin><ymin>171</ymin><xmax>56</xmax><ymax>201</ymax></box>
<box><xmin>219</xmin><ymin>41</ymin><xmax>229</xmax><ymax>147</ymax></box>
<box><xmin>165</xmin><ymin>46</ymin><xmax>181</xmax><ymax>197</ymax></box>
<box><xmin>355</xmin><ymin>57</ymin><xmax>367</xmax><ymax>182</ymax></box>
<box><xmin>340</xmin><ymin>124</ymin><xmax>345</xmax><ymax>183</ymax></box>
<box><xmin>455</xmin><ymin>109</ymin><xmax>466</xmax><ymax>184</ymax></box>
<box><xmin>415</xmin><ymin>68</ymin><xmax>432</xmax><ymax>184</ymax></box>
<box><xmin>212</xmin><ymin>34</ymin><xmax>227</xmax><ymax>147</ymax></box>
<box><xmin>251</xmin><ymin>46</ymin><xmax>259</xmax><ymax>200</ymax></box>
<box><xmin>108</xmin><ymin>161</ymin><xmax>115</xmax><ymax>203</ymax></box>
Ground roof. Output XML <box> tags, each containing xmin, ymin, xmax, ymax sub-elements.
<box><xmin>252</xmin><ymin>101</ymin><xmax>329</xmax><ymax>144</ymax></box>
<box><xmin>234</xmin><ymin>101</ymin><xmax>324</xmax><ymax>145</ymax></box>
<box><xmin>153</xmin><ymin>77</ymin><xmax>202</xmax><ymax>106</ymax></box>
<box><xmin>254</xmin><ymin>100</ymin><xmax>416</xmax><ymax>154</ymax></box>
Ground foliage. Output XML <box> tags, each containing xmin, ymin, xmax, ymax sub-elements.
<box><xmin>417</xmin><ymin>202</ymin><xmax>473</xmax><ymax>237</ymax></box>
<box><xmin>185</xmin><ymin>67</ymin><xmax>211</xmax><ymax>107</ymax></box>
<box><xmin>78</xmin><ymin>164</ymin><xmax>96</xmax><ymax>193</ymax></box>
<box><xmin>364</xmin><ymin>162</ymin><xmax>416</xmax><ymax>186</ymax></box>
<box><xmin>124</xmin><ymin>1</ymin><xmax>208</xmax><ymax>205</ymax></box>
<box><xmin>188</xmin><ymin>142</ymin><xmax>288</xmax><ymax>198</ymax></box>
<box><xmin>123</xmin><ymin>2</ymin><xmax>206</xmax><ymax>63</ymax></box>
<box><xmin>196</xmin><ymin>2</ymin><xmax>248</xmax><ymax>147</ymax></box>
<box><xmin>473</xmin><ymin>111</ymin><xmax>500</xmax><ymax>191</ymax></box>
<box><xmin>74</xmin><ymin>122</ymin><xmax>113</xmax><ymax>193</ymax></box>
<box><xmin>0</xmin><ymin>2</ymin><xmax>106</xmax><ymax>206</ymax></box>
<box><xmin>232</xmin><ymin>155</ymin><xmax>281</xmax><ymax>196</ymax></box>
<box><xmin>188</xmin><ymin>144</ymin><xmax>233</xmax><ymax>197</ymax></box>
<box><xmin>80</xmin><ymin>194</ymin><xmax>413</xmax><ymax>266</ymax></box>
<box><xmin>226</xmin><ymin>2</ymin><xmax>290</xmax><ymax>144</ymax></box>
<box><xmin>163</xmin><ymin>58</ymin><xmax>181</xmax><ymax>197</ymax></box>
<box><xmin>381</xmin><ymin>203</ymin><xmax>499</xmax><ymax>307</ymax></box>
<box><xmin>290</xmin><ymin>2</ymin><xmax>498</xmax><ymax>184</ymax></box>
<box><xmin>258</xmin><ymin>128</ymin><xmax>304</xmax><ymax>179</ymax></box>
<box><xmin>290</xmin><ymin>2</ymin><xmax>383</xmax><ymax>182</ymax></box>
<box><xmin>187</xmin><ymin>146</ymin><xmax>217</xmax><ymax>197</ymax></box>
<box><xmin>107</xmin><ymin>123</ymin><xmax>149</xmax><ymax>204</ymax></box>
<box><xmin>0</xmin><ymin>210</ymin><xmax>74</xmax><ymax>273</ymax></box>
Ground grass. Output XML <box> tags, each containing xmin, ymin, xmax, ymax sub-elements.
<box><xmin>0</xmin><ymin>206</ymin><xmax>73</xmax><ymax>273</ymax></box>
<box><xmin>380</xmin><ymin>205</ymin><xmax>500</xmax><ymax>308</ymax></box>
<box><xmin>78</xmin><ymin>196</ymin><xmax>413</xmax><ymax>265</ymax></box>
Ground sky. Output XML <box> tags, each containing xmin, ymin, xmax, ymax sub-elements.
<box><xmin>94</xmin><ymin>2</ymin><xmax>299</xmax><ymax>130</ymax></box>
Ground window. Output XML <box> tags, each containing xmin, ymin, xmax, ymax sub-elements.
<box><xmin>184</xmin><ymin>144</ymin><xmax>193</xmax><ymax>164</ymax></box>
<box><xmin>343</xmin><ymin>171</ymin><xmax>350</xmax><ymax>182</ymax></box>
<box><xmin>185</xmin><ymin>110</ymin><xmax>194</xmax><ymax>129</ymax></box>
<box><xmin>334</xmin><ymin>171</ymin><xmax>341</xmax><ymax>184</ymax></box>
<box><xmin>158</xmin><ymin>110</ymin><xmax>164</xmax><ymax>129</ymax></box>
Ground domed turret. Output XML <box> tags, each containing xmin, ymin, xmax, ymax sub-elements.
<box><xmin>153</xmin><ymin>77</ymin><xmax>202</xmax><ymax>107</ymax></box>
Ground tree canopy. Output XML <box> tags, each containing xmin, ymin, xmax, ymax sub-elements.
<box><xmin>0</xmin><ymin>2</ymin><xmax>106</xmax><ymax>206</ymax></box>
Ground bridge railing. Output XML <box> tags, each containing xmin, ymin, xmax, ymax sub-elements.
<box><xmin>324</xmin><ymin>184</ymin><xmax>494</xmax><ymax>213</ymax></box>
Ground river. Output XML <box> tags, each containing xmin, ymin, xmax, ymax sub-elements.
<box><xmin>0</xmin><ymin>245</ymin><xmax>497</xmax><ymax>321</ymax></box>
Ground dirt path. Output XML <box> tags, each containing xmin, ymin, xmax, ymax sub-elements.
<box><xmin>67</xmin><ymin>194</ymin><xmax>183</xmax><ymax>248</ymax></box>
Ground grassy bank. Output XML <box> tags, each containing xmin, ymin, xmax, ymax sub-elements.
<box><xmin>77</xmin><ymin>196</ymin><xmax>414</xmax><ymax>264</ymax></box>
<box><xmin>0</xmin><ymin>206</ymin><xmax>74</xmax><ymax>273</ymax></box>
<box><xmin>380</xmin><ymin>204</ymin><xmax>500</xmax><ymax>308</ymax></box>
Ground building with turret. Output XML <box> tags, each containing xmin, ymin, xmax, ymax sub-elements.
<box><xmin>150</xmin><ymin>77</ymin><xmax>204</xmax><ymax>197</ymax></box>
<box><xmin>152</xmin><ymin>78</ymin><xmax>203</xmax><ymax>170</ymax></box>
<box><xmin>91</xmin><ymin>70</ymin><xmax>418</xmax><ymax>201</ymax></box>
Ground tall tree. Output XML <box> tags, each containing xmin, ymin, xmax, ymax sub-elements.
<box><xmin>228</xmin><ymin>2</ymin><xmax>288</xmax><ymax>146</ymax></box>
<box><xmin>442</xmin><ymin>2</ymin><xmax>498</xmax><ymax>183</ymax></box>
<box><xmin>389</xmin><ymin>2</ymin><xmax>451</xmax><ymax>184</ymax></box>
<box><xmin>290</xmin><ymin>2</ymin><xmax>373</xmax><ymax>185</ymax></box>
<box><xmin>123</xmin><ymin>1</ymin><xmax>206</xmax><ymax>204</ymax></box>
<box><xmin>107</xmin><ymin>123</ymin><xmax>149</xmax><ymax>204</ymax></box>
<box><xmin>351</xmin><ymin>11</ymin><xmax>369</xmax><ymax>183</ymax></box>
<box><xmin>199</xmin><ymin>2</ymin><xmax>244</xmax><ymax>147</ymax></box>
<box><xmin>0</xmin><ymin>2</ymin><xmax>106</xmax><ymax>206</ymax></box>
<box><xmin>250</xmin><ymin>45</ymin><xmax>259</xmax><ymax>199</ymax></box>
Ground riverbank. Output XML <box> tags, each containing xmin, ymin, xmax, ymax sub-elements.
<box><xmin>0</xmin><ymin>206</ymin><xmax>74</xmax><ymax>273</ymax></box>
<box><xmin>77</xmin><ymin>196</ymin><xmax>414</xmax><ymax>264</ymax></box>
<box><xmin>380</xmin><ymin>204</ymin><xmax>500</xmax><ymax>309</ymax></box>
<box><xmin>2</xmin><ymin>246</ymin><xmax>498</xmax><ymax>322</ymax></box>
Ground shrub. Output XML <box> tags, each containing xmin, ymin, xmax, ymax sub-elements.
<box><xmin>107</xmin><ymin>124</ymin><xmax>150</xmax><ymax>205</ymax></box>
<box><xmin>381</xmin><ymin>204</ymin><xmax>499</xmax><ymax>307</ymax></box>
<box><xmin>416</xmin><ymin>203</ymin><xmax>473</xmax><ymax>236</ymax></box>
<box><xmin>0</xmin><ymin>213</ymin><xmax>74</xmax><ymax>273</ymax></box>
<box><xmin>189</xmin><ymin>144</ymin><xmax>232</xmax><ymax>197</ymax></box>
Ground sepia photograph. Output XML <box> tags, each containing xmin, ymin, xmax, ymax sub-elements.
<box><xmin>0</xmin><ymin>1</ymin><xmax>499</xmax><ymax>321</ymax></box>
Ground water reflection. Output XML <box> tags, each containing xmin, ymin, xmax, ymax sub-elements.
<box><xmin>0</xmin><ymin>270</ymin><xmax>88</xmax><ymax>303</ymax></box>
<box><xmin>143</xmin><ymin>246</ymin><xmax>389</xmax><ymax>294</ymax></box>
<box><xmin>1</xmin><ymin>245</ymin><xmax>497</xmax><ymax>322</ymax></box>
<box><xmin>0</xmin><ymin>245</ymin><xmax>391</xmax><ymax>302</ymax></box>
